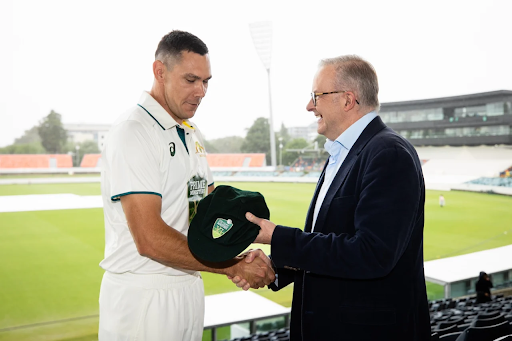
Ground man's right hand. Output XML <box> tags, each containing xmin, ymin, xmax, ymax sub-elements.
<box><xmin>229</xmin><ymin>253</ymin><xmax>275</xmax><ymax>291</ymax></box>
<box><xmin>228</xmin><ymin>249</ymin><xmax>274</xmax><ymax>290</ymax></box>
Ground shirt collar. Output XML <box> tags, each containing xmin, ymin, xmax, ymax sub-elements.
<box><xmin>324</xmin><ymin>139</ymin><xmax>344</xmax><ymax>159</ymax></box>
<box><xmin>324</xmin><ymin>111</ymin><xmax>378</xmax><ymax>157</ymax></box>
<box><xmin>137</xmin><ymin>91</ymin><xmax>196</xmax><ymax>132</ymax></box>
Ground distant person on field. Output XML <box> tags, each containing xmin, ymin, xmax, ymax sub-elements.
<box><xmin>439</xmin><ymin>194</ymin><xmax>445</xmax><ymax>207</ymax></box>
<box><xmin>475</xmin><ymin>271</ymin><xmax>493</xmax><ymax>303</ymax></box>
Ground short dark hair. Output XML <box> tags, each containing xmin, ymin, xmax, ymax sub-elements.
<box><xmin>155</xmin><ymin>30</ymin><xmax>209</xmax><ymax>68</ymax></box>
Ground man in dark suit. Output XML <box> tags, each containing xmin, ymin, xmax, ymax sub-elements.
<box><xmin>237</xmin><ymin>55</ymin><xmax>431</xmax><ymax>340</ymax></box>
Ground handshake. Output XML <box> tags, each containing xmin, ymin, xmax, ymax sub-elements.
<box><xmin>227</xmin><ymin>212</ymin><xmax>278</xmax><ymax>291</ymax></box>
<box><xmin>227</xmin><ymin>249</ymin><xmax>275</xmax><ymax>291</ymax></box>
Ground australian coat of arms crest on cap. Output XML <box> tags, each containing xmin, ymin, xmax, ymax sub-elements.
<box><xmin>212</xmin><ymin>218</ymin><xmax>233</xmax><ymax>239</ymax></box>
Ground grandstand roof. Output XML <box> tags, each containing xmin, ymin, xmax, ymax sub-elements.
<box><xmin>381</xmin><ymin>90</ymin><xmax>512</xmax><ymax>110</ymax></box>
<box><xmin>424</xmin><ymin>244</ymin><xmax>512</xmax><ymax>285</ymax></box>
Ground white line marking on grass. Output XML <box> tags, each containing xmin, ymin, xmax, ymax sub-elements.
<box><xmin>0</xmin><ymin>194</ymin><xmax>103</xmax><ymax>212</ymax></box>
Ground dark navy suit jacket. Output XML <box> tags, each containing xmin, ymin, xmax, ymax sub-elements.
<box><xmin>269</xmin><ymin>116</ymin><xmax>431</xmax><ymax>341</ymax></box>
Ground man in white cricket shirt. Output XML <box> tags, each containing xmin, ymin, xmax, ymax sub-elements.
<box><xmin>99</xmin><ymin>30</ymin><xmax>275</xmax><ymax>341</ymax></box>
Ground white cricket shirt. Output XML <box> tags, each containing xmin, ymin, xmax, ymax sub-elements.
<box><xmin>100</xmin><ymin>91</ymin><xmax>213</xmax><ymax>276</ymax></box>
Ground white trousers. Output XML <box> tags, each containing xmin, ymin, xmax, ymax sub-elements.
<box><xmin>98</xmin><ymin>271</ymin><xmax>205</xmax><ymax>341</ymax></box>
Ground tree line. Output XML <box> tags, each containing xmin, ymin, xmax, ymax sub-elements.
<box><xmin>0</xmin><ymin>110</ymin><xmax>100</xmax><ymax>166</ymax></box>
<box><xmin>1</xmin><ymin>112</ymin><xmax>327</xmax><ymax>167</ymax></box>
<box><xmin>205</xmin><ymin>117</ymin><xmax>327</xmax><ymax>166</ymax></box>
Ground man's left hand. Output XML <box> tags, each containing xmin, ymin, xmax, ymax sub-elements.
<box><xmin>245</xmin><ymin>212</ymin><xmax>276</xmax><ymax>244</ymax></box>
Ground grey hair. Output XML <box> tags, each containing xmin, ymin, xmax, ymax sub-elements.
<box><xmin>319</xmin><ymin>55</ymin><xmax>379</xmax><ymax>111</ymax></box>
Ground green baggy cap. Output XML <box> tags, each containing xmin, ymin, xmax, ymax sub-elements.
<box><xmin>187</xmin><ymin>185</ymin><xmax>270</xmax><ymax>262</ymax></box>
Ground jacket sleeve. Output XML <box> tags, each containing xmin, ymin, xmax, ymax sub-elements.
<box><xmin>268</xmin><ymin>266</ymin><xmax>296</xmax><ymax>291</ymax></box>
<box><xmin>270</xmin><ymin>145</ymin><xmax>423</xmax><ymax>280</ymax></box>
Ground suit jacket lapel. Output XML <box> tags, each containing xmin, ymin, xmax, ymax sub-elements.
<box><xmin>304</xmin><ymin>158</ymin><xmax>329</xmax><ymax>233</ymax></box>
<box><xmin>313</xmin><ymin>116</ymin><xmax>387</xmax><ymax>233</ymax></box>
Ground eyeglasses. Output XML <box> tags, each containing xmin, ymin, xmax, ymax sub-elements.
<box><xmin>310</xmin><ymin>91</ymin><xmax>360</xmax><ymax>107</ymax></box>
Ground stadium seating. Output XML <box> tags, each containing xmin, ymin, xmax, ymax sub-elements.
<box><xmin>212</xmin><ymin>171</ymin><xmax>235</xmax><ymax>177</ymax></box>
<box><xmin>289</xmin><ymin>157</ymin><xmax>325</xmax><ymax>172</ymax></box>
<box><xmin>471</xmin><ymin>313</ymin><xmax>507</xmax><ymax>327</ymax></box>
<box><xmin>430</xmin><ymin>295</ymin><xmax>512</xmax><ymax>341</ymax></box>
<box><xmin>0</xmin><ymin>154</ymin><xmax>72</xmax><ymax>168</ymax></box>
<box><xmin>233</xmin><ymin>171</ymin><xmax>280</xmax><ymax>177</ymax></box>
<box><xmin>304</xmin><ymin>171</ymin><xmax>322</xmax><ymax>178</ymax></box>
<box><xmin>80</xmin><ymin>154</ymin><xmax>101</xmax><ymax>167</ymax></box>
<box><xmin>456</xmin><ymin>320</ymin><xmax>512</xmax><ymax>341</ymax></box>
<box><xmin>434</xmin><ymin>324</ymin><xmax>459</xmax><ymax>336</ymax></box>
<box><xmin>466</xmin><ymin>177</ymin><xmax>512</xmax><ymax>188</ymax></box>
<box><xmin>218</xmin><ymin>294</ymin><xmax>512</xmax><ymax>341</ymax></box>
<box><xmin>499</xmin><ymin>166</ymin><xmax>512</xmax><ymax>178</ymax></box>
<box><xmin>440</xmin><ymin>332</ymin><xmax>463</xmax><ymax>340</ymax></box>
<box><xmin>416</xmin><ymin>146</ymin><xmax>512</xmax><ymax>187</ymax></box>
<box><xmin>415</xmin><ymin>146</ymin><xmax>512</xmax><ymax>162</ymax></box>
<box><xmin>221</xmin><ymin>328</ymin><xmax>290</xmax><ymax>341</ymax></box>
<box><xmin>219</xmin><ymin>295</ymin><xmax>512</xmax><ymax>341</ymax></box>
<box><xmin>278</xmin><ymin>172</ymin><xmax>304</xmax><ymax>177</ymax></box>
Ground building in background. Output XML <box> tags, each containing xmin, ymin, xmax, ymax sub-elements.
<box><xmin>63</xmin><ymin>123</ymin><xmax>111</xmax><ymax>150</ymax></box>
<box><xmin>287</xmin><ymin>122</ymin><xmax>318</xmax><ymax>141</ymax></box>
<box><xmin>379</xmin><ymin>90</ymin><xmax>512</xmax><ymax>146</ymax></box>
<box><xmin>293</xmin><ymin>90</ymin><xmax>512</xmax><ymax>146</ymax></box>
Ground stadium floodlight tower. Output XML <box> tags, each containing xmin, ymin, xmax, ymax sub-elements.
<box><xmin>249</xmin><ymin>21</ymin><xmax>277</xmax><ymax>169</ymax></box>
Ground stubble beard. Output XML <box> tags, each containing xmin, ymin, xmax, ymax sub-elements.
<box><xmin>163</xmin><ymin>91</ymin><xmax>183</xmax><ymax>123</ymax></box>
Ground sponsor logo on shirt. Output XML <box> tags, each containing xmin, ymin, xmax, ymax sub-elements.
<box><xmin>169</xmin><ymin>142</ymin><xmax>176</xmax><ymax>157</ymax></box>
<box><xmin>188</xmin><ymin>175</ymin><xmax>207</xmax><ymax>223</ymax></box>
<box><xmin>195</xmin><ymin>141</ymin><xmax>206</xmax><ymax>157</ymax></box>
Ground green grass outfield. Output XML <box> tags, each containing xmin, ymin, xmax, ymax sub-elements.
<box><xmin>1</xmin><ymin>182</ymin><xmax>512</xmax><ymax>340</ymax></box>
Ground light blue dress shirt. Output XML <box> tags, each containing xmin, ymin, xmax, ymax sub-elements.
<box><xmin>311</xmin><ymin>112</ymin><xmax>378</xmax><ymax>231</ymax></box>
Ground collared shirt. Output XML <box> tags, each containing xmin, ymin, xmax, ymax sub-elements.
<box><xmin>312</xmin><ymin>112</ymin><xmax>378</xmax><ymax>231</ymax></box>
<box><xmin>100</xmin><ymin>91</ymin><xmax>213</xmax><ymax>276</ymax></box>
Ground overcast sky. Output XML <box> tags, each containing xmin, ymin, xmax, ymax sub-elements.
<box><xmin>1</xmin><ymin>0</ymin><xmax>511</xmax><ymax>147</ymax></box>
